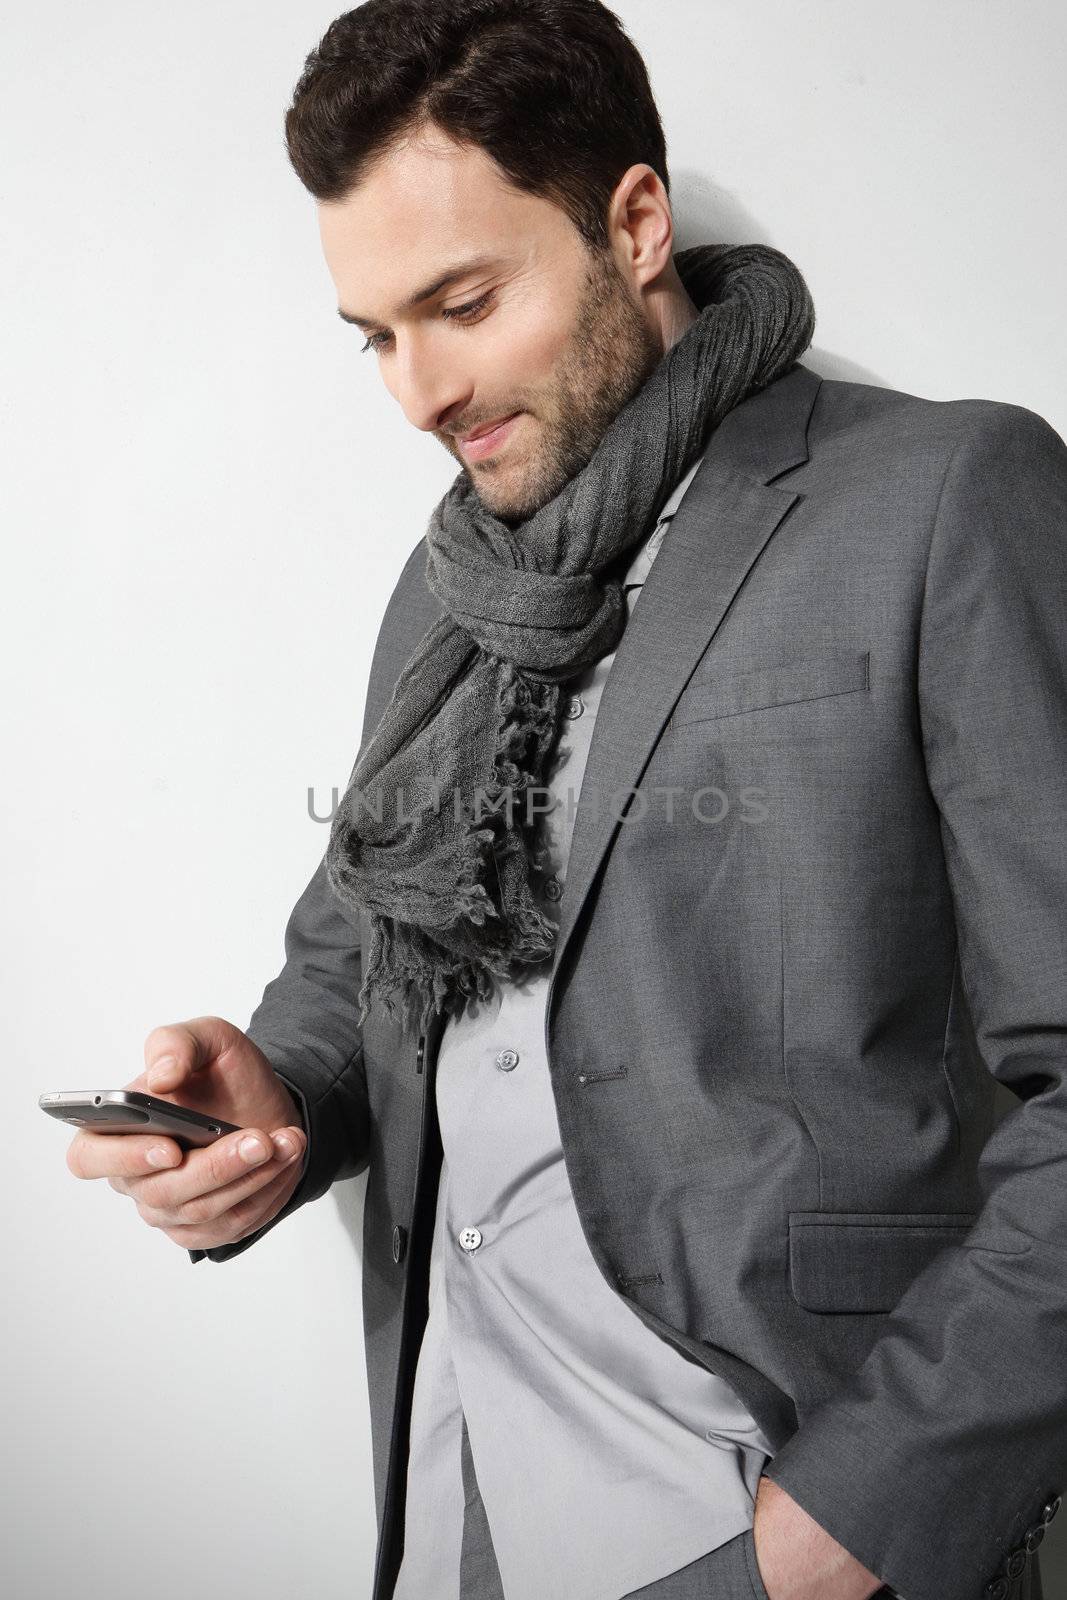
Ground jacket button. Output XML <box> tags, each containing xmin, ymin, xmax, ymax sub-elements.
<box><xmin>1025</xmin><ymin>1525</ymin><xmax>1046</xmax><ymax>1554</ymax></box>
<box><xmin>1043</xmin><ymin>1495</ymin><xmax>1062</xmax><ymax>1524</ymax></box>
<box><xmin>1005</xmin><ymin>1550</ymin><xmax>1027</xmax><ymax>1580</ymax></box>
<box><xmin>392</xmin><ymin>1224</ymin><xmax>407</xmax><ymax>1264</ymax></box>
<box><xmin>985</xmin><ymin>1580</ymin><xmax>1009</xmax><ymax>1600</ymax></box>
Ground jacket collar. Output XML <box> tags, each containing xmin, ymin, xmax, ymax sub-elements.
<box><xmin>545</xmin><ymin>360</ymin><xmax>823</xmax><ymax>1011</ymax></box>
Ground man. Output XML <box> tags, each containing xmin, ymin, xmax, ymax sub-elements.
<box><xmin>65</xmin><ymin>4</ymin><xmax>1066</xmax><ymax>1600</ymax></box>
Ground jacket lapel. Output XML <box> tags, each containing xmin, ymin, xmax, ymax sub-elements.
<box><xmin>546</xmin><ymin>361</ymin><xmax>823</xmax><ymax>998</ymax></box>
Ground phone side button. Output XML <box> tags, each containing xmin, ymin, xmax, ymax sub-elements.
<box><xmin>392</xmin><ymin>1224</ymin><xmax>408</xmax><ymax>1265</ymax></box>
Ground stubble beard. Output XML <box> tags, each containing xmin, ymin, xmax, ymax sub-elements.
<box><xmin>469</xmin><ymin>246</ymin><xmax>665</xmax><ymax>526</ymax></box>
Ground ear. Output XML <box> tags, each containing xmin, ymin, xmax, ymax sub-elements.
<box><xmin>606</xmin><ymin>163</ymin><xmax>674</xmax><ymax>291</ymax></box>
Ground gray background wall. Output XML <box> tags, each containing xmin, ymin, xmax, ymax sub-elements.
<box><xmin>5</xmin><ymin>3</ymin><xmax>1064</xmax><ymax>1596</ymax></box>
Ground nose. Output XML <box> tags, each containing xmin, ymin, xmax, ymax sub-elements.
<box><xmin>389</xmin><ymin>340</ymin><xmax>472</xmax><ymax>436</ymax></box>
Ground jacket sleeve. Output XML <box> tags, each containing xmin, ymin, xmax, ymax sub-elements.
<box><xmin>187</xmin><ymin>850</ymin><xmax>370</xmax><ymax>1266</ymax></box>
<box><xmin>761</xmin><ymin>402</ymin><xmax>1067</xmax><ymax>1600</ymax></box>
<box><xmin>185</xmin><ymin>537</ymin><xmax>436</xmax><ymax>1268</ymax></box>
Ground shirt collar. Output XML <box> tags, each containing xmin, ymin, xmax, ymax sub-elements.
<box><xmin>621</xmin><ymin>445</ymin><xmax>708</xmax><ymax>588</ymax></box>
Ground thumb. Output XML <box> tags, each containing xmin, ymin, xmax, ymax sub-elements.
<box><xmin>142</xmin><ymin>1016</ymin><xmax>239</xmax><ymax>1094</ymax></box>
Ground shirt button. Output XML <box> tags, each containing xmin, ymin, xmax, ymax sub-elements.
<box><xmin>563</xmin><ymin>693</ymin><xmax>585</xmax><ymax>720</ymax></box>
<box><xmin>458</xmin><ymin>1226</ymin><xmax>483</xmax><ymax>1253</ymax></box>
<box><xmin>495</xmin><ymin>1048</ymin><xmax>519</xmax><ymax>1072</ymax></box>
<box><xmin>544</xmin><ymin>875</ymin><xmax>563</xmax><ymax>901</ymax></box>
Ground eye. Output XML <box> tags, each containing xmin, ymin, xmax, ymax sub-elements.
<box><xmin>360</xmin><ymin>290</ymin><xmax>496</xmax><ymax>355</ymax></box>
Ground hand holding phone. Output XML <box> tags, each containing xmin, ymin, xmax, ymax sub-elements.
<box><xmin>57</xmin><ymin>1016</ymin><xmax>308</xmax><ymax>1252</ymax></box>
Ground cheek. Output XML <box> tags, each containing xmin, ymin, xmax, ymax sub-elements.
<box><xmin>491</xmin><ymin>296</ymin><xmax>572</xmax><ymax>390</ymax></box>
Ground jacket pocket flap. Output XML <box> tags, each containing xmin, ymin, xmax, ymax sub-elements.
<box><xmin>673</xmin><ymin>650</ymin><xmax>870</xmax><ymax>727</ymax></box>
<box><xmin>788</xmin><ymin>1210</ymin><xmax>978</xmax><ymax>1313</ymax></box>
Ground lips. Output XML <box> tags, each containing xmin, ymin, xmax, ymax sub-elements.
<box><xmin>462</xmin><ymin>413</ymin><xmax>515</xmax><ymax>442</ymax></box>
<box><xmin>459</xmin><ymin>412</ymin><xmax>521</xmax><ymax>461</ymax></box>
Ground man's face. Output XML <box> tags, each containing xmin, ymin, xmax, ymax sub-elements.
<box><xmin>318</xmin><ymin>123</ymin><xmax>664</xmax><ymax>523</ymax></box>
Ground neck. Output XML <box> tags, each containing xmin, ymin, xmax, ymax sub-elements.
<box><xmin>646</xmin><ymin>257</ymin><xmax>701</xmax><ymax>354</ymax></box>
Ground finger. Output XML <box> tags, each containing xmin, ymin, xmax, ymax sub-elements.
<box><xmin>68</xmin><ymin>1129</ymin><xmax>185</xmax><ymax>1181</ymax></box>
<box><xmin>130</xmin><ymin>1126</ymin><xmax>305</xmax><ymax>1223</ymax></box>
<box><xmin>155</xmin><ymin>1166</ymin><xmax>301</xmax><ymax>1250</ymax></box>
<box><xmin>143</xmin><ymin>1152</ymin><xmax>305</xmax><ymax>1241</ymax></box>
<box><xmin>140</xmin><ymin>1016</ymin><xmax>239</xmax><ymax>1094</ymax></box>
<box><xmin>106</xmin><ymin>1123</ymin><xmax>300</xmax><ymax>1193</ymax></box>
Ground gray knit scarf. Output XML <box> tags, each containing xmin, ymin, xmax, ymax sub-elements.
<box><xmin>325</xmin><ymin>242</ymin><xmax>815</xmax><ymax>1035</ymax></box>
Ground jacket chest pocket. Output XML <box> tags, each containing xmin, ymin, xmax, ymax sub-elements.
<box><xmin>788</xmin><ymin>1210</ymin><xmax>978</xmax><ymax>1313</ymax></box>
<box><xmin>670</xmin><ymin>650</ymin><xmax>870</xmax><ymax>729</ymax></box>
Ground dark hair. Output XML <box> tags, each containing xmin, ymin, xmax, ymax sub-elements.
<box><xmin>284</xmin><ymin>0</ymin><xmax>670</xmax><ymax>252</ymax></box>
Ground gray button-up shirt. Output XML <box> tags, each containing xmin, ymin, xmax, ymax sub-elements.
<box><xmin>392</xmin><ymin>450</ymin><xmax>774</xmax><ymax>1600</ymax></box>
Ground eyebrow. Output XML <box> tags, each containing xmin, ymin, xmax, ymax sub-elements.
<box><xmin>337</xmin><ymin>253</ymin><xmax>504</xmax><ymax>330</ymax></box>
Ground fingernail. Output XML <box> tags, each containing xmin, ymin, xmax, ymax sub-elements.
<box><xmin>146</xmin><ymin>1146</ymin><xmax>175</xmax><ymax>1167</ymax></box>
<box><xmin>239</xmin><ymin>1136</ymin><xmax>268</xmax><ymax>1164</ymax></box>
<box><xmin>272</xmin><ymin>1134</ymin><xmax>294</xmax><ymax>1160</ymax></box>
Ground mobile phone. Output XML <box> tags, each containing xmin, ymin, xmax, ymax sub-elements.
<box><xmin>39</xmin><ymin>1090</ymin><xmax>242</xmax><ymax>1150</ymax></box>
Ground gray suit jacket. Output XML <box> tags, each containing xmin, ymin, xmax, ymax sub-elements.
<box><xmin>190</xmin><ymin>362</ymin><xmax>1067</xmax><ymax>1600</ymax></box>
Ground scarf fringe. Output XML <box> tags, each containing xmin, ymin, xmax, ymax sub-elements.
<box><xmin>356</xmin><ymin>668</ymin><xmax>564</xmax><ymax>1032</ymax></box>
